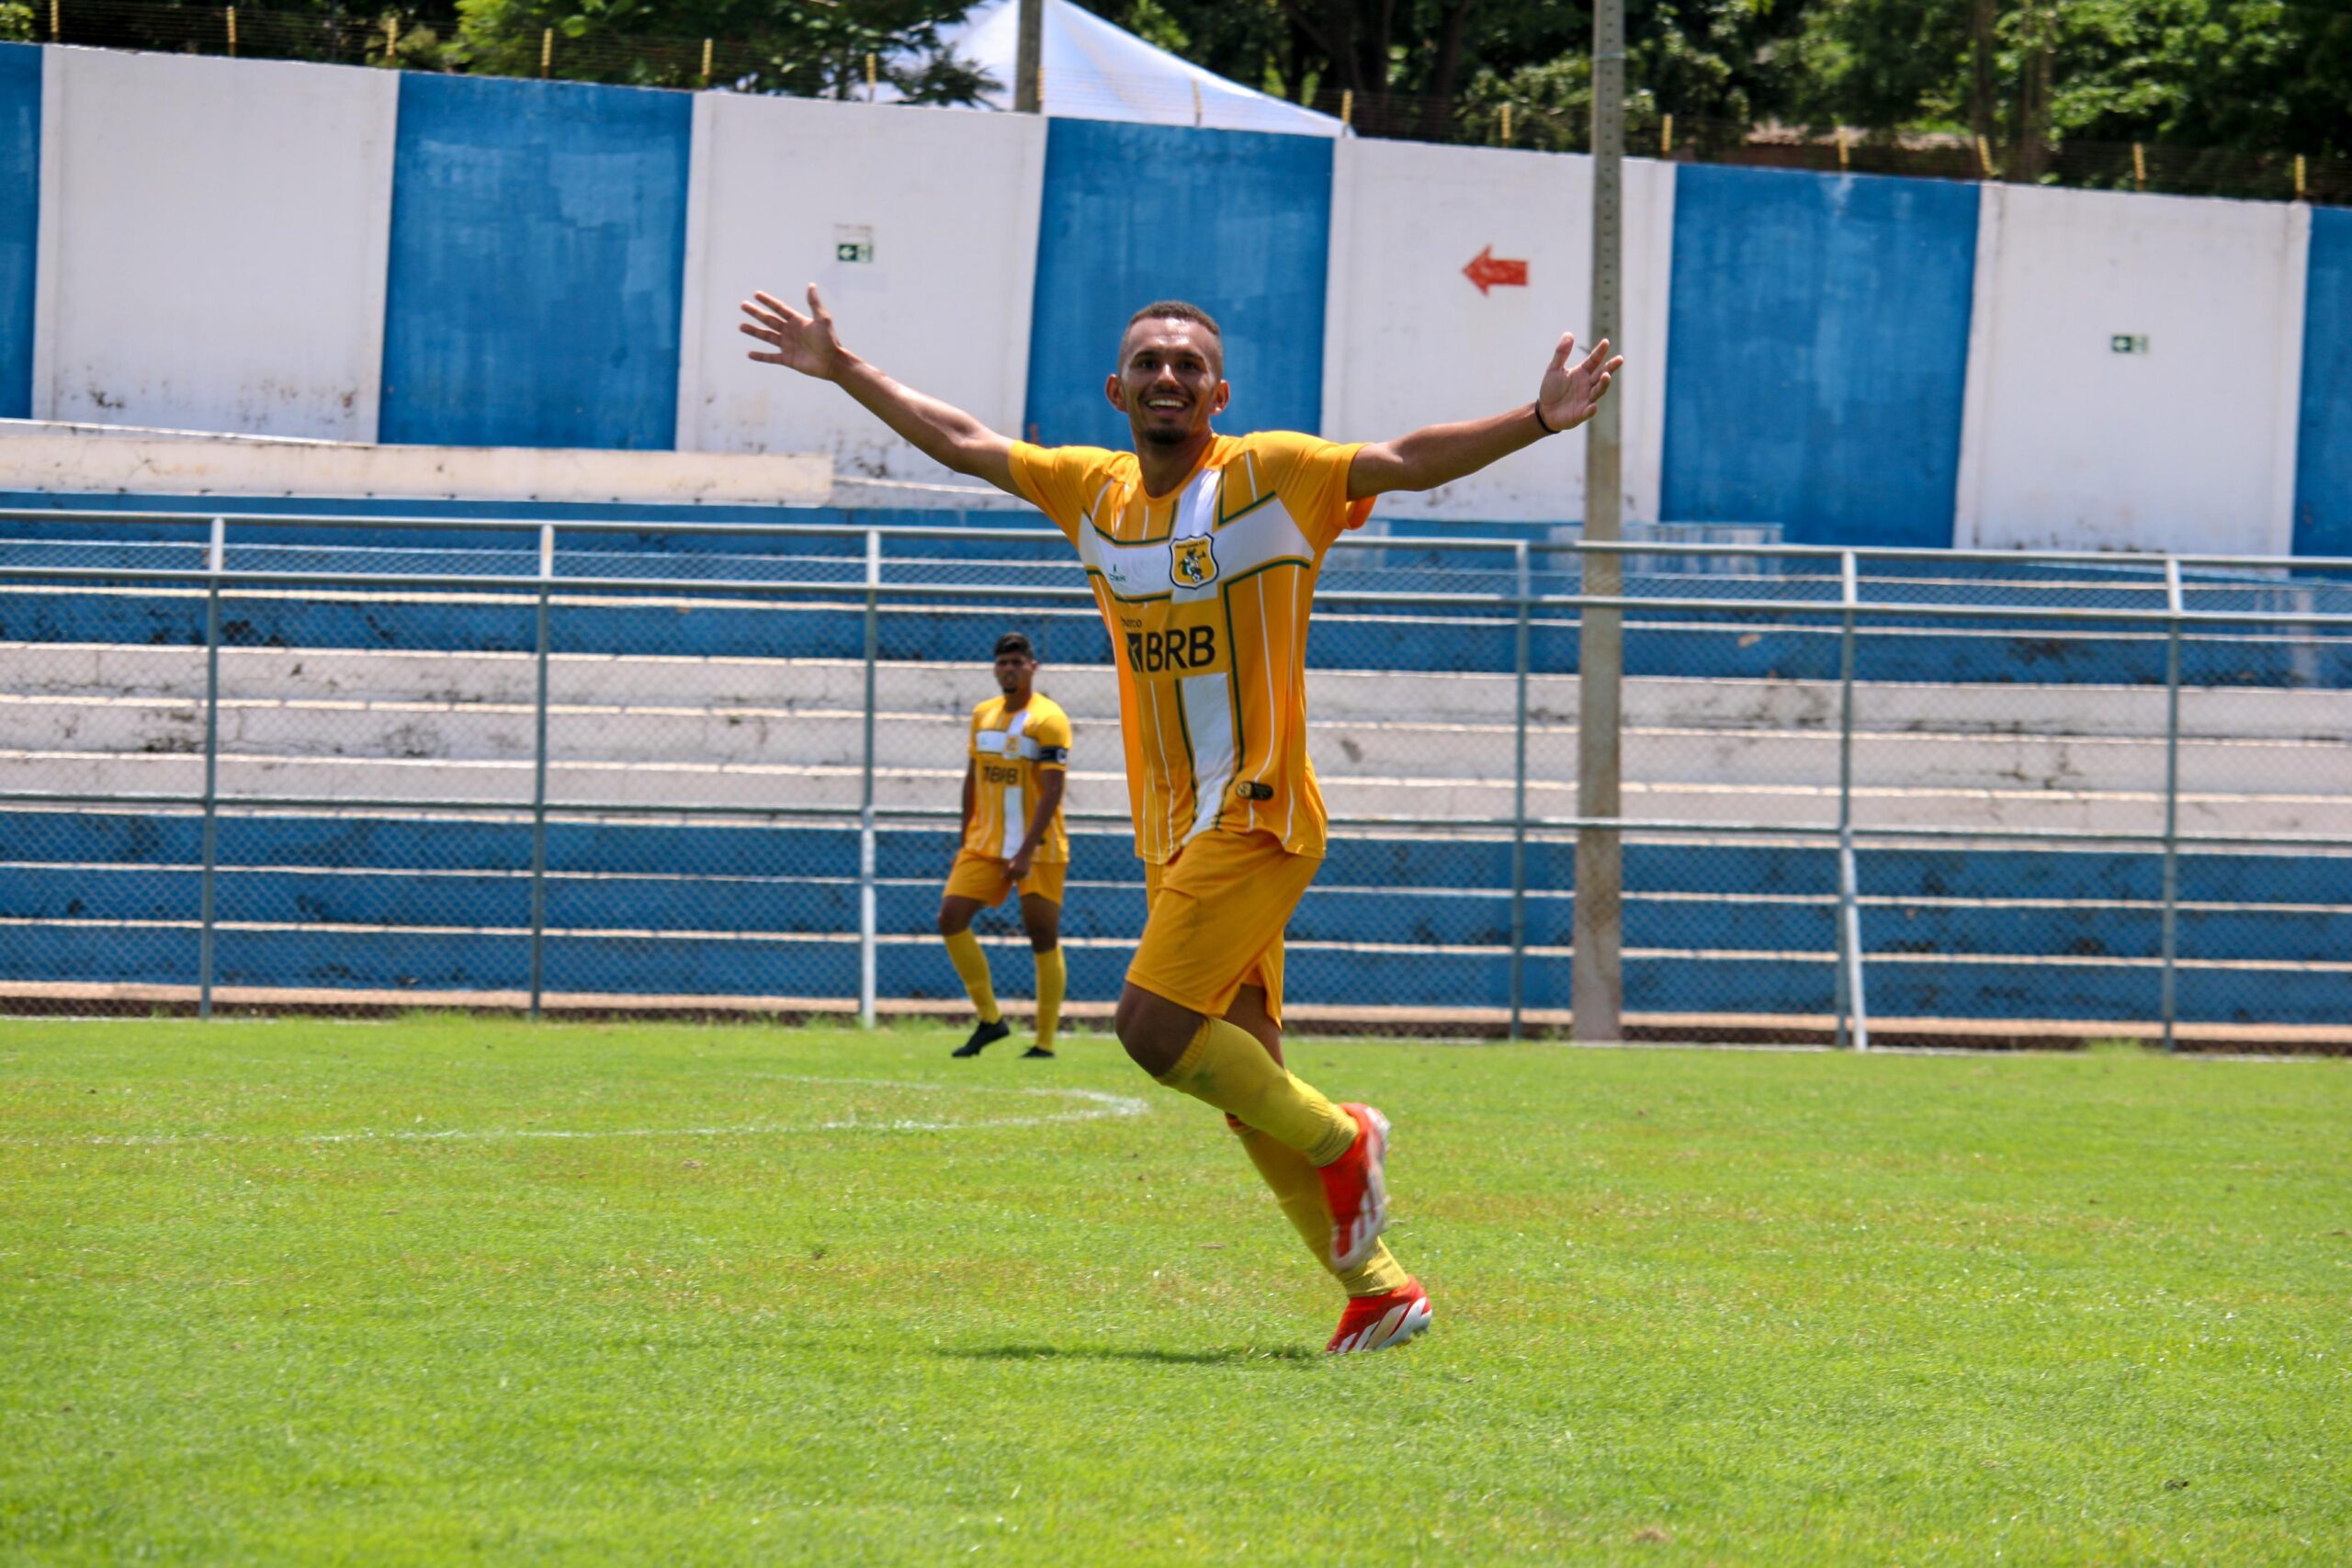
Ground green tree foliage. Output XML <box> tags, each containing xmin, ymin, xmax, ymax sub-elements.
<box><xmin>1787</xmin><ymin>0</ymin><xmax>2349</xmax><ymax>157</ymax></box>
<box><xmin>1077</xmin><ymin>0</ymin><xmax>2348</xmax><ymax>158</ymax></box>
<box><xmin>452</xmin><ymin>0</ymin><xmax>994</xmax><ymax>98</ymax></box>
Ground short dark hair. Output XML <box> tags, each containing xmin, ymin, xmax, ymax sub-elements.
<box><xmin>992</xmin><ymin>632</ymin><xmax>1035</xmax><ymax>660</ymax></box>
<box><xmin>1125</xmin><ymin>300</ymin><xmax>1223</xmax><ymax>342</ymax></box>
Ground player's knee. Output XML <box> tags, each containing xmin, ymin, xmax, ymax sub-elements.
<box><xmin>1023</xmin><ymin>919</ymin><xmax>1058</xmax><ymax>953</ymax></box>
<box><xmin>936</xmin><ymin>906</ymin><xmax>968</xmax><ymax>937</ymax></box>
<box><xmin>1113</xmin><ymin>987</ymin><xmax>1196</xmax><ymax>1074</ymax></box>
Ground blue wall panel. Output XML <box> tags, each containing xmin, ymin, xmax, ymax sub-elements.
<box><xmin>1024</xmin><ymin>120</ymin><xmax>1330</xmax><ymax>449</ymax></box>
<box><xmin>1661</xmin><ymin>166</ymin><xmax>1979</xmax><ymax>547</ymax></box>
<box><xmin>2295</xmin><ymin>207</ymin><xmax>2352</xmax><ymax>558</ymax></box>
<box><xmin>379</xmin><ymin>74</ymin><xmax>689</xmax><ymax>449</ymax></box>
<box><xmin>0</xmin><ymin>44</ymin><xmax>40</xmax><ymax>420</ymax></box>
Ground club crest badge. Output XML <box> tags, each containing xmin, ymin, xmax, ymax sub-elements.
<box><xmin>1170</xmin><ymin>536</ymin><xmax>1219</xmax><ymax>589</ymax></box>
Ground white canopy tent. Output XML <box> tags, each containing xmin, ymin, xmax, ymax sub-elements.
<box><xmin>906</xmin><ymin>0</ymin><xmax>1346</xmax><ymax>138</ymax></box>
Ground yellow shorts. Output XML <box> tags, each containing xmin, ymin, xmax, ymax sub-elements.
<box><xmin>943</xmin><ymin>849</ymin><xmax>1065</xmax><ymax>908</ymax></box>
<box><xmin>1130</xmin><ymin>829</ymin><xmax>1321</xmax><ymax>1024</ymax></box>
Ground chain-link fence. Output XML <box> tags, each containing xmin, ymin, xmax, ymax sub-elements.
<box><xmin>4</xmin><ymin>509</ymin><xmax>2348</xmax><ymax>1045</ymax></box>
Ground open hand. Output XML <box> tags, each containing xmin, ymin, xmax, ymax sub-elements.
<box><xmin>740</xmin><ymin>286</ymin><xmax>843</xmax><ymax>380</ymax></box>
<box><xmin>1536</xmin><ymin>333</ymin><xmax>1624</xmax><ymax>434</ymax></box>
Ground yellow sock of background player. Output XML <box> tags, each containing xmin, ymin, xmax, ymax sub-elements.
<box><xmin>1230</xmin><ymin>1121</ymin><xmax>1410</xmax><ymax>1297</ymax></box>
<box><xmin>943</xmin><ymin>929</ymin><xmax>1001</xmax><ymax>1024</ymax></box>
<box><xmin>1033</xmin><ymin>948</ymin><xmax>1065</xmax><ymax>1053</ymax></box>
<box><xmin>1153</xmin><ymin>1016</ymin><xmax>1355</xmax><ymax>1167</ymax></box>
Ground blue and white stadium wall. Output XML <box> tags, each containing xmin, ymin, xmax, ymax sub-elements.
<box><xmin>0</xmin><ymin>42</ymin><xmax>2346</xmax><ymax>557</ymax></box>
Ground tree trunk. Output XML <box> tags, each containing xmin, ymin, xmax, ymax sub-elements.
<box><xmin>1970</xmin><ymin>0</ymin><xmax>1998</xmax><ymax>156</ymax></box>
<box><xmin>1419</xmin><ymin>0</ymin><xmax>1475</xmax><ymax>142</ymax></box>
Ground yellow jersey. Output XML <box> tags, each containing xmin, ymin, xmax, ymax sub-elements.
<box><xmin>964</xmin><ymin>692</ymin><xmax>1072</xmax><ymax>863</ymax></box>
<box><xmin>1008</xmin><ymin>430</ymin><xmax>1372</xmax><ymax>863</ymax></box>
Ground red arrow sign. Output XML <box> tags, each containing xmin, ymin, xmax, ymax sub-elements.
<box><xmin>1463</xmin><ymin>245</ymin><xmax>1530</xmax><ymax>295</ymax></box>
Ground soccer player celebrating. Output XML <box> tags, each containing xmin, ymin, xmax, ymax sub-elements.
<box><xmin>941</xmin><ymin>632</ymin><xmax>1072</xmax><ymax>1061</ymax></box>
<box><xmin>741</xmin><ymin>287</ymin><xmax>1619</xmax><ymax>1354</ymax></box>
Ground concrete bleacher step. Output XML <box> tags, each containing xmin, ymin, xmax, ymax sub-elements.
<box><xmin>6</xmin><ymin>747</ymin><xmax>2349</xmax><ymax>836</ymax></box>
<box><xmin>5</xmin><ymin>687</ymin><xmax>2340</xmax><ymax>807</ymax></box>
<box><xmin>9</xmin><ymin>645</ymin><xmax>2352</xmax><ymax>741</ymax></box>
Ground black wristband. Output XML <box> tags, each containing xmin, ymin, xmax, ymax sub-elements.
<box><xmin>1532</xmin><ymin>402</ymin><xmax>1558</xmax><ymax>436</ymax></box>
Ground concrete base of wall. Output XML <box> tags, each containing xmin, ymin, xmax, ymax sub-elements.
<box><xmin>0</xmin><ymin>420</ymin><xmax>833</xmax><ymax>505</ymax></box>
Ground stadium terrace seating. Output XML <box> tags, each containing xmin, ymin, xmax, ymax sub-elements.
<box><xmin>3</xmin><ymin>499</ymin><xmax>2349</xmax><ymax>1027</ymax></box>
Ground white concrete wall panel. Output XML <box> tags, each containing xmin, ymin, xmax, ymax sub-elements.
<box><xmin>33</xmin><ymin>49</ymin><xmax>396</xmax><ymax>440</ymax></box>
<box><xmin>677</xmin><ymin>96</ymin><xmax>1046</xmax><ymax>481</ymax></box>
<box><xmin>1322</xmin><ymin>140</ymin><xmax>1673</xmax><ymax>524</ymax></box>
<box><xmin>1956</xmin><ymin>185</ymin><xmax>2309</xmax><ymax>554</ymax></box>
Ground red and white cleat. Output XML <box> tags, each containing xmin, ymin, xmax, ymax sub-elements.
<box><xmin>1316</xmin><ymin>1103</ymin><xmax>1392</xmax><ymax>1271</ymax></box>
<box><xmin>1327</xmin><ymin>1277</ymin><xmax>1432</xmax><ymax>1354</ymax></box>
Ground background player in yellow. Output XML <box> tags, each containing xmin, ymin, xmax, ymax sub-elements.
<box><xmin>940</xmin><ymin>632</ymin><xmax>1072</xmax><ymax>1061</ymax></box>
<box><xmin>741</xmin><ymin>284</ymin><xmax>1620</xmax><ymax>1354</ymax></box>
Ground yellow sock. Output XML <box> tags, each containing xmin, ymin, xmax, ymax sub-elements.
<box><xmin>942</xmin><ymin>929</ymin><xmax>1000</xmax><ymax>1024</ymax></box>
<box><xmin>1154</xmin><ymin>1016</ymin><xmax>1355</xmax><ymax>1167</ymax></box>
<box><xmin>1231</xmin><ymin>1119</ymin><xmax>1410</xmax><ymax>1298</ymax></box>
<box><xmin>1033</xmin><ymin>948</ymin><xmax>1065</xmax><ymax>1053</ymax></box>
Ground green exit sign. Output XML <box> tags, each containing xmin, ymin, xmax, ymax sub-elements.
<box><xmin>834</xmin><ymin>224</ymin><xmax>874</xmax><ymax>265</ymax></box>
<box><xmin>2110</xmin><ymin>334</ymin><xmax>2149</xmax><ymax>355</ymax></box>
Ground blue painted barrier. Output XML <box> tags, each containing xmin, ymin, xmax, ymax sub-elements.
<box><xmin>1661</xmin><ymin>166</ymin><xmax>1980</xmax><ymax>548</ymax></box>
<box><xmin>18</xmin><ymin>816</ymin><xmax>2352</xmax><ymax>905</ymax></box>
<box><xmin>26</xmin><ymin>919</ymin><xmax>2330</xmax><ymax>1026</ymax></box>
<box><xmin>379</xmin><ymin>74</ymin><xmax>691</xmax><ymax>449</ymax></box>
<box><xmin>2297</xmin><ymin>208</ymin><xmax>2352</xmax><ymax>558</ymax></box>
<box><xmin>1025</xmin><ymin>119</ymin><xmax>1332</xmax><ymax>449</ymax></box>
<box><xmin>5</xmin><ymin>807</ymin><xmax>2344</xmax><ymax>1022</ymax></box>
<box><xmin>11</xmin><ymin>867</ymin><xmax>2346</xmax><ymax>969</ymax></box>
<box><xmin>0</xmin><ymin>44</ymin><xmax>38</xmax><ymax>420</ymax></box>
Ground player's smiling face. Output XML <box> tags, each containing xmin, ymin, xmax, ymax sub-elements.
<box><xmin>1107</xmin><ymin>320</ymin><xmax>1229</xmax><ymax>449</ymax></box>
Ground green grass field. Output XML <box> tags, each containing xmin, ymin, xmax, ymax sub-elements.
<box><xmin>2</xmin><ymin>1016</ymin><xmax>2346</xmax><ymax>1564</ymax></box>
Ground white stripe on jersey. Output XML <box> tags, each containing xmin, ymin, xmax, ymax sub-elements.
<box><xmin>1170</xmin><ymin>471</ymin><xmax>1238</xmax><ymax>845</ymax></box>
<box><xmin>1000</xmin><ymin>709</ymin><xmax>1031</xmax><ymax>857</ymax></box>
<box><xmin>1283</xmin><ymin>570</ymin><xmax>1306</xmax><ymax>844</ymax></box>
<box><xmin>1249</xmin><ymin>569</ymin><xmax>1277</xmax><ymax>834</ymax></box>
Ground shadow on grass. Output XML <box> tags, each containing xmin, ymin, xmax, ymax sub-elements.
<box><xmin>944</xmin><ymin>1343</ymin><xmax>1322</xmax><ymax>1368</ymax></box>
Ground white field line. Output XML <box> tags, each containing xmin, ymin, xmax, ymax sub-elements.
<box><xmin>1</xmin><ymin>1075</ymin><xmax>1150</xmax><ymax>1147</ymax></box>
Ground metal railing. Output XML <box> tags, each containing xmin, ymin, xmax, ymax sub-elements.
<box><xmin>4</xmin><ymin>508</ymin><xmax>2349</xmax><ymax>1043</ymax></box>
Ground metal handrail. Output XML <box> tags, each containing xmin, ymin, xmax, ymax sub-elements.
<box><xmin>6</xmin><ymin>565</ymin><xmax>2352</xmax><ymax>629</ymax></box>
<box><xmin>9</xmin><ymin>506</ymin><xmax>2352</xmax><ymax>577</ymax></box>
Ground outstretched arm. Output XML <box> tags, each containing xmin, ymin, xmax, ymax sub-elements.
<box><xmin>740</xmin><ymin>287</ymin><xmax>1021</xmax><ymax>498</ymax></box>
<box><xmin>1346</xmin><ymin>333</ymin><xmax>1623</xmax><ymax>501</ymax></box>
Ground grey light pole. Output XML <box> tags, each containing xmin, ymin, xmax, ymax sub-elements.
<box><xmin>1573</xmin><ymin>0</ymin><xmax>1627</xmax><ymax>1043</ymax></box>
<box><xmin>1015</xmin><ymin>0</ymin><xmax>1043</xmax><ymax>113</ymax></box>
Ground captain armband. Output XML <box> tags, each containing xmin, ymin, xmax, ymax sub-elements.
<box><xmin>1036</xmin><ymin>746</ymin><xmax>1071</xmax><ymax>765</ymax></box>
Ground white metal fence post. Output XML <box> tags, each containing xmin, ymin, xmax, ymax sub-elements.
<box><xmin>198</xmin><ymin>517</ymin><xmax>223</xmax><ymax>1021</ymax></box>
<box><xmin>860</xmin><ymin>529</ymin><xmax>881</xmax><ymax>1029</ymax></box>
<box><xmin>1837</xmin><ymin>549</ymin><xmax>1869</xmax><ymax>1051</ymax></box>
<box><xmin>528</xmin><ymin>522</ymin><xmax>554</xmax><ymax>1019</ymax></box>
<box><xmin>1510</xmin><ymin>540</ymin><xmax>1532</xmax><ymax>1041</ymax></box>
<box><xmin>2161</xmin><ymin>556</ymin><xmax>2184</xmax><ymax>1051</ymax></box>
